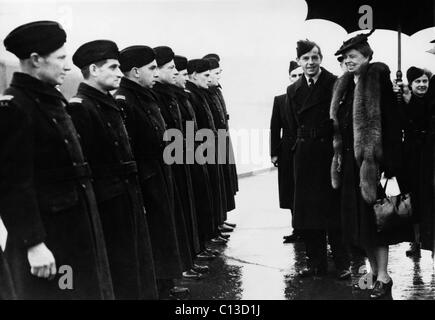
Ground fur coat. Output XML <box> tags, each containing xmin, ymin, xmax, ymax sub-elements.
<box><xmin>330</xmin><ymin>62</ymin><xmax>402</xmax><ymax>204</ymax></box>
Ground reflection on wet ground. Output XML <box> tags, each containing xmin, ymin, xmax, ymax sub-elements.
<box><xmin>178</xmin><ymin>170</ymin><xmax>435</xmax><ymax>300</ymax></box>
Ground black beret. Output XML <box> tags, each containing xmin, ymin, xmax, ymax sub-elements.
<box><xmin>206</xmin><ymin>58</ymin><xmax>220</xmax><ymax>69</ymax></box>
<box><xmin>203</xmin><ymin>53</ymin><xmax>220</xmax><ymax>62</ymax></box>
<box><xmin>406</xmin><ymin>66</ymin><xmax>425</xmax><ymax>84</ymax></box>
<box><xmin>187</xmin><ymin>59</ymin><xmax>210</xmax><ymax>75</ymax></box>
<box><xmin>289</xmin><ymin>61</ymin><xmax>298</xmax><ymax>73</ymax></box>
<box><xmin>153</xmin><ymin>46</ymin><xmax>174</xmax><ymax>67</ymax></box>
<box><xmin>73</xmin><ymin>40</ymin><xmax>119</xmax><ymax>69</ymax></box>
<box><xmin>174</xmin><ymin>55</ymin><xmax>188</xmax><ymax>71</ymax></box>
<box><xmin>296</xmin><ymin>39</ymin><xmax>320</xmax><ymax>58</ymax></box>
<box><xmin>4</xmin><ymin>20</ymin><xmax>66</xmax><ymax>59</ymax></box>
<box><xmin>335</xmin><ymin>29</ymin><xmax>375</xmax><ymax>56</ymax></box>
<box><xmin>119</xmin><ymin>45</ymin><xmax>155</xmax><ymax>72</ymax></box>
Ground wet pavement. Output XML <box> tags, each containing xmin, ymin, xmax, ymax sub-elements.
<box><xmin>178</xmin><ymin>169</ymin><xmax>435</xmax><ymax>300</ymax></box>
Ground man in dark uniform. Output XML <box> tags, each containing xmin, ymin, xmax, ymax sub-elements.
<box><xmin>172</xmin><ymin>55</ymin><xmax>218</xmax><ymax>261</ymax></box>
<box><xmin>0</xmin><ymin>21</ymin><xmax>114</xmax><ymax>299</ymax></box>
<box><xmin>203</xmin><ymin>58</ymin><xmax>237</xmax><ymax>231</ymax></box>
<box><xmin>151</xmin><ymin>46</ymin><xmax>203</xmax><ymax>282</ymax></box>
<box><xmin>114</xmin><ymin>46</ymin><xmax>201</xmax><ymax>298</ymax></box>
<box><xmin>67</xmin><ymin>40</ymin><xmax>158</xmax><ymax>299</ymax></box>
<box><xmin>186</xmin><ymin>59</ymin><xmax>228</xmax><ymax>246</ymax></box>
<box><xmin>287</xmin><ymin>40</ymin><xmax>350</xmax><ymax>279</ymax></box>
<box><xmin>203</xmin><ymin>54</ymin><xmax>238</xmax><ymax>232</ymax></box>
<box><xmin>270</xmin><ymin>61</ymin><xmax>302</xmax><ymax>244</ymax></box>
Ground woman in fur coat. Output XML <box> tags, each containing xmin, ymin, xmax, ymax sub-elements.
<box><xmin>330</xmin><ymin>32</ymin><xmax>411</xmax><ymax>299</ymax></box>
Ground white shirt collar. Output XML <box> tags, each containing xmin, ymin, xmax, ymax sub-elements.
<box><xmin>305</xmin><ymin>68</ymin><xmax>322</xmax><ymax>85</ymax></box>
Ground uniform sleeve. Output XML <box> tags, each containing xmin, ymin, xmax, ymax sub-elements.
<box><xmin>270</xmin><ymin>96</ymin><xmax>282</xmax><ymax>157</ymax></box>
<box><xmin>0</xmin><ymin>100</ymin><xmax>46</xmax><ymax>248</ymax></box>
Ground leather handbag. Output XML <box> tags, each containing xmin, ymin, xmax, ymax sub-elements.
<box><xmin>373</xmin><ymin>178</ymin><xmax>412</xmax><ymax>233</ymax></box>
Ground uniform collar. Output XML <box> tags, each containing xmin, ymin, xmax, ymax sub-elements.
<box><xmin>77</xmin><ymin>82</ymin><xmax>119</xmax><ymax>111</ymax></box>
<box><xmin>10</xmin><ymin>72</ymin><xmax>67</xmax><ymax>103</ymax></box>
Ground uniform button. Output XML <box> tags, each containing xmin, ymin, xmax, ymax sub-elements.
<box><xmin>107</xmin><ymin>122</ymin><xmax>112</xmax><ymax>128</ymax></box>
<box><xmin>81</xmin><ymin>183</ymin><xmax>87</xmax><ymax>189</ymax></box>
<box><xmin>147</xmin><ymin>110</ymin><xmax>151</xmax><ymax>114</ymax></box>
<box><xmin>72</xmin><ymin>162</ymin><xmax>78</xmax><ymax>166</ymax></box>
<box><xmin>64</xmin><ymin>139</ymin><xmax>69</xmax><ymax>145</ymax></box>
<box><xmin>52</xmin><ymin>118</ymin><xmax>58</xmax><ymax>124</ymax></box>
<box><xmin>125</xmin><ymin>179</ymin><xmax>129</xmax><ymax>184</ymax></box>
<box><xmin>114</xmin><ymin>141</ymin><xmax>119</xmax><ymax>146</ymax></box>
<box><xmin>155</xmin><ymin>126</ymin><xmax>158</xmax><ymax>130</ymax></box>
<box><xmin>77</xmin><ymin>134</ymin><xmax>81</xmax><ymax>139</ymax></box>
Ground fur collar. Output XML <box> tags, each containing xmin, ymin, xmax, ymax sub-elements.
<box><xmin>330</xmin><ymin>62</ymin><xmax>390</xmax><ymax>204</ymax></box>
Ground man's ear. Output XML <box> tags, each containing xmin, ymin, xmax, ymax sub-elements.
<box><xmin>132</xmin><ymin>67</ymin><xmax>140</xmax><ymax>78</ymax></box>
<box><xmin>89</xmin><ymin>64</ymin><xmax>99</xmax><ymax>77</ymax></box>
<box><xmin>296</xmin><ymin>58</ymin><xmax>301</xmax><ymax>66</ymax></box>
<box><xmin>29</xmin><ymin>52</ymin><xmax>42</xmax><ymax>67</ymax></box>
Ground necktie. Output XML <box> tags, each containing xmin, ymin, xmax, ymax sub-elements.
<box><xmin>309</xmin><ymin>78</ymin><xmax>315</xmax><ymax>88</ymax></box>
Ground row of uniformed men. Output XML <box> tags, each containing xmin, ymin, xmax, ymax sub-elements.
<box><xmin>0</xmin><ymin>20</ymin><xmax>238</xmax><ymax>300</ymax></box>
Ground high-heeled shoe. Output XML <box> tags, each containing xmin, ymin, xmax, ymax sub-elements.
<box><xmin>370</xmin><ymin>279</ymin><xmax>393</xmax><ymax>299</ymax></box>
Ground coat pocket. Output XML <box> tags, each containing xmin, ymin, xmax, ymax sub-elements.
<box><xmin>37</xmin><ymin>182</ymin><xmax>80</xmax><ymax>214</ymax></box>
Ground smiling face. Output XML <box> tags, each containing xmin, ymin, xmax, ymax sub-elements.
<box><xmin>410</xmin><ymin>74</ymin><xmax>429</xmax><ymax>97</ymax></box>
<box><xmin>342</xmin><ymin>49</ymin><xmax>369</xmax><ymax>75</ymax></box>
<box><xmin>35</xmin><ymin>45</ymin><xmax>70</xmax><ymax>86</ymax></box>
<box><xmin>297</xmin><ymin>46</ymin><xmax>322</xmax><ymax>77</ymax></box>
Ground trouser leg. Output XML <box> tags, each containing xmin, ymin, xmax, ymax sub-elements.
<box><xmin>302</xmin><ymin>229</ymin><xmax>327</xmax><ymax>270</ymax></box>
<box><xmin>328</xmin><ymin>228</ymin><xmax>350</xmax><ymax>271</ymax></box>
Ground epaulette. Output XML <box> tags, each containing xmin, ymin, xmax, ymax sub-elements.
<box><xmin>0</xmin><ymin>95</ymin><xmax>14</xmax><ymax>107</ymax></box>
<box><xmin>69</xmin><ymin>97</ymin><xmax>83</xmax><ymax>104</ymax></box>
<box><xmin>115</xmin><ymin>95</ymin><xmax>126</xmax><ymax>101</ymax></box>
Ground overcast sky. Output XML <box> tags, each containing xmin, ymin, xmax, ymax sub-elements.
<box><xmin>1</xmin><ymin>0</ymin><xmax>434</xmax><ymax>171</ymax></box>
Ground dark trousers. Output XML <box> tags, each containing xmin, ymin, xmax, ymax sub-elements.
<box><xmin>301</xmin><ymin>228</ymin><xmax>350</xmax><ymax>271</ymax></box>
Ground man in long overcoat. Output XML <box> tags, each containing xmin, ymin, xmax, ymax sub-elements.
<box><xmin>113</xmin><ymin>46</ymin><xmax>188</xmax><ymax>296</ymax></box>
<box><xmin>0</xmin><ymin>21</ymin><xmax>114</xmax><ymax>299</ymax></box>
<box><xmin>151</xmin><ymin>47</ymin><xmax>201</xmax><ymax>281</ymax></box>
<box><xmin>287</xmin><ymin>40</ymin><xmax>349</xmax><ymax>278</ymax></box>
<box><xmin>270</xmin><ymin>61</ymin><xmax>302</xmax><ymax>243</ymax></box>
<box><xmin>67</xmin><ymin>40</ymin><xmax>158</xmax><ymax>299</ymax></box>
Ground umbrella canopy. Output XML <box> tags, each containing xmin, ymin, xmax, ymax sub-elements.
<box><xmin>305</xmin><ymin>0</ymin><xmax>435</xmax><ymax>79</ymax></box>
<box><xmin>305</xmin><ymin>0</ymin><xmax>434</xmax><ymax>35</ymax></box>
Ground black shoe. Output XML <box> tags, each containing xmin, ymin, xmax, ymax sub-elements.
<box><xmin>219</xmin><ymin>233</ymin><xmax>230</xmax><ymax>239</ymax></box>
<box><xmin>210</xmin><ymin>237</ymin><xmax>228</xmax><ymax>245</ymax></box>
<box><xmin>169</xmin><ymin>286</ymin><xmax>190</xmax><ymax>299</ymax></box>
<box><xmin>182</xmin><ymin>270</ymin><xmax>203</xmax><ymax>280</ymax></box>
<box><xmin>337</xmin><ymin>269</ymin><xmax>352</xmax><ymax>280</ymax></box>
<box><xmin>406</xmin><ymin>242</ymin><xmax>421</xmax><ymax>258</ymax></box>
<box><xmin>193</xmin><ymin>264</ymin><xmax>209</xmax><ymax>274</ymax></box>
<box><xmin>298</xmin><ymin>267</ymin><xmax>327</xmax><ymax>278</ymax></box>
<box><xmin>218</xmin><ymin>225</ymin><xmax>234</xmax><ymax>233</ymax></box>
<box><xmin>283</xmin><ymin>233</ymin><xmax>301</xmax><ymax>243</ymax></box>
<box><xmin>224</xmin><ymin>222</ymin><xmax>237</xmax><ymax>228</ymax></box>
<box><xmin>196</xmin><ymin>251</ymin><xmax>216</xmax><ymax>261</ymax></box>
<box><xmin>205</xmin><ymin>248</ymin><xmax>220</xmax><ymax>256</ymax></box>
<box><xmin>370</xmin><ymin>279</ymin><xmax>393</xmax><ymax>299</ymax></box>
